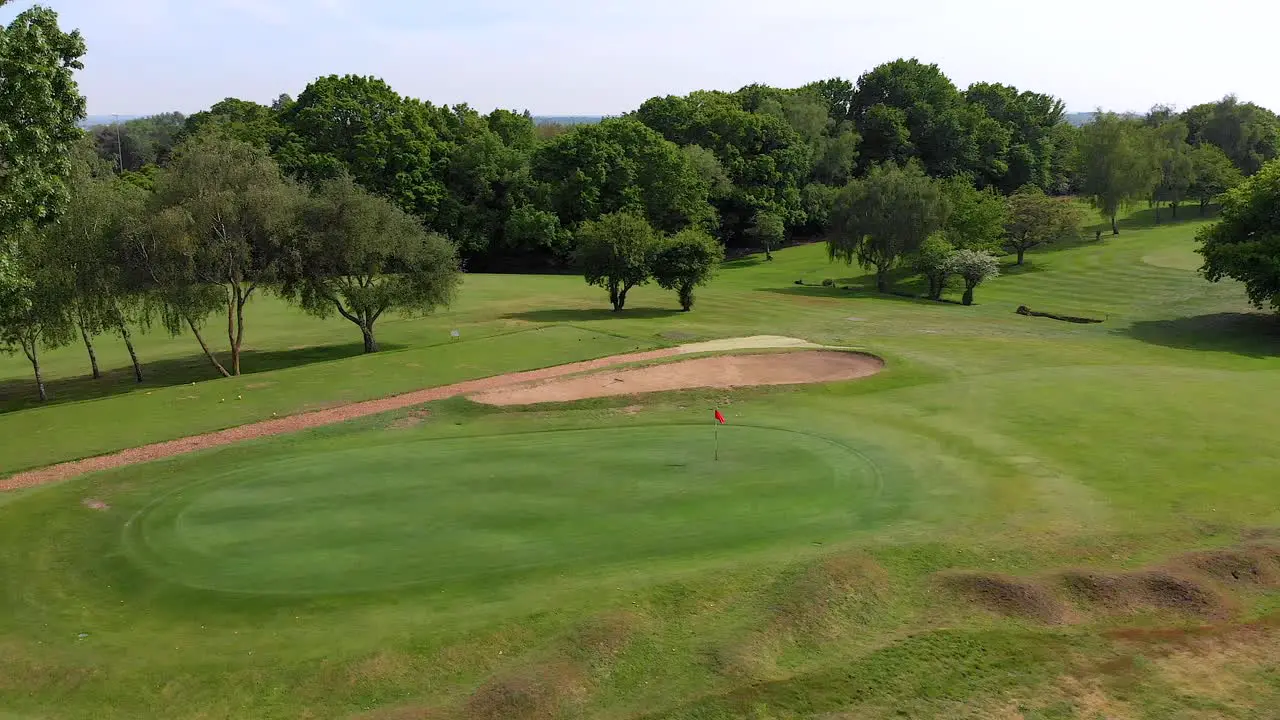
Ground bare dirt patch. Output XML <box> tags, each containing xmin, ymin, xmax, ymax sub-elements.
<box><xmin>469</xmin><ymin>351</ymin><xmax>883</xmax><ymax>406</ymax></box>
<box><xmin>937</xmin><ymin>571</ymin><xmax>1066</xmax><ymax>624</ymax></box>
<box><xmin>81</xmin><ymin>498</ymin><xmax>110</xmax><ymax>511</ymax></box>
<box><xmin>1175</xmin><ymin>544</ymin><xmax>1280</xmax><ymax>587</ymax></box>
<box><xmin>387</xmin><ymin>410</ymin><xmax>431</xmax><ymax>431</ymax></box>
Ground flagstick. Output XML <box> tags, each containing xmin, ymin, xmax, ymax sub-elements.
<box><xmin>714</xmin><ymin>423</ymin><xmax>719</xmax><ymax>462</ymax></box>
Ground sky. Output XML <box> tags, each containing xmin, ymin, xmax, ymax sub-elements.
<box><xmin>6</xmin><ymin>0</ymin><xmax>1280</xmax><ymax>118</ymax></box>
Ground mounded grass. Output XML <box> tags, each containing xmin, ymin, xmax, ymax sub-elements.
<box><xmin>3</xmin><ymin>206</ymin><xmax>1280</xmax><ymax>717</ymax></box>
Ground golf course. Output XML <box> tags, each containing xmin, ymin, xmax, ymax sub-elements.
<box><xmin>2</xmin><ymin>205</ymin><xmax>1278</xmax><ymax>719</ymax></box>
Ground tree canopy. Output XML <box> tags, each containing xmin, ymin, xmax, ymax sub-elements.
<box><xmin>1198</xmin><ymin>160</ymin><xmax>1280</xmax><ymax>311</ymax></box>
<box><xmin>828</xmin><ymin>162</ymin><xmax>947</xmax><ymax>292</ymax></box>
<box><xmin>1080</xmin><ymin>112</ymin><xmax>1160</xmax><ymax>233</ymax></box>
<box><xmin>651</xmin><ymin>229</ymin><xmax>724</xmax><ymax>311</ymax></box>
<box><xmin>575</xmin><ymin>212</ymin><xmax>660</xmax><ymax>311</ymax></box>
<box><xmin>1003</xmin><ymin>185</ymin><xmax>1083</xmax><ymax>265</ymax></box>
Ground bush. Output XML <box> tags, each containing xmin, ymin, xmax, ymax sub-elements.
<box><xmin>947</xmin><ymin>249</ymin><xmax>1000</xmax><ymax>306</ymax></box>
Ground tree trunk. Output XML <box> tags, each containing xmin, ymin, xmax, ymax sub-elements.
<box><xmin>22</xmin><ymin>339</ymin><xmax>47</xmax><ymax>402</ymax></box>
<box><xmin>1154</xmin><ymin>204</ymin><xmax>1161</xmax><ymax>223</ymax></box>
<box><xmin>608</xmin><ymin>282</ymin><xmax>620</xmax><ymax>311</ymax></box>
<box><xmin>962</xmin><ymin>283</ymin><xmax>976</xmax><ymax>306</ymax></box>
<box><xmin>1111</xmin><ymin>215</ymin><xmax>1119</xmax><ymax>235</ymax></box>
<box><xmin>615</xmin><ymin>286</ymin><xmax>629</xmax><ymax>311</ymax></box>
<box><xmin>361</xmin><ymin>324</ymin><xmax>379</xmax><ymax>353</ymax></box>
<box><xmin>79</xmin><ymin>321</ymin><xmax>101</xmax><ymax>380</ymax></box>
<box><xmin>1016</xmin><ymin>247</ymin><xmax>1026</xmax><ymax>266</ymax></box>
<box><xmin>226</xmin><ymin>286</ymin><xmax>245</xmax><ymax>376</ymax></box>
<box><xmin>118</xmin><ymin>315</ymin><xmax>143</xmax><ymax>383</ymax></box>
<box><xmin>678</xmin><ymin>284</ymin><xmax>694</xmax><ymax>311</ymax></box>
<box><xmin>765</xmin><ymin>241</ymin><xmax>773</xmax><ymax>261</ymax></box>
<box><xmin>187</xmin><ymin>316</ymin><xmax>231</xmax><ymax>378</ymax></box>
<box><xmin>1199</xmin><ymin>200</ymin><xmax>1208</xmax><ymax>216</ymax></box>
<box><xmin>1171</xmin><ymin>202</ymin><xmax>1179</xmax><ymax>218</ymax></box>
<box><xmin>876</xmin><ymin>266</ymin><xmax>889</xmax><ymax>293</ymax></box>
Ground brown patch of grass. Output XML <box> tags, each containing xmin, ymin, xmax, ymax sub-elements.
<box><xmin>937</xmin><ymin>571</ymin><xmax>1066</xmax><ymax>624</ymax></box>
<box><xmin>1149</xmin><ymin>626</ymin><xmax>1280</xmax><ymax>704</ymax></box>
<box><xmin>345</xmin><ymin>651</ymin><xmax>418</xmax><ymax>687</ymax></box>
<box><xmin>565</xmin><ymin>611</ymin><xmax>640</xmax><ymax>664</ymax></box>
<box><xmin>387</xmin><ymin>410</ymin><xmax>431</xmax><ymax>431</ymax></box>
<box><xmin>1058</xmin><ymin>568</ymin><xmax>1231</xmax><ymax>619</ymax></box>
<box><xmin>463</xmin><ymin>660</ymin><xmax>586</xmax><ymax>720</ymax></box>
<box><xmin>1051</xmin><ymin>675</ymin><xmax>1137</xmax><ymax>719</ymax></box>
<box><xmin>81</xmin><ymin>498</ymin><xmax>110</xmax><ymax>511</ymax></box>
<box><xmin>1175</xmin><ymin>543</ymin><xmax>1280</xmax><ymax>587</ymax></box>
<box><xmin>705</xmin><ymin>634</ymin><xmax>780</xmax><ymax>681</ymax></box>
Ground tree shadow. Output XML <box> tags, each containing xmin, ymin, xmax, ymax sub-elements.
<box><xmin>503</xmin><ymin>308</ymin><xmax>684</xmax><ymax>322</ymax></box>
<box><xmin>999</xmin><ymin>261</ymin><xmax>1052</xmax><ymax>276</ymax></box>
<box><xmin>1123</xmin><ymin>313</ymin><xmax>1280</xmax><ymax>357</ymax></box>
<box><xmin>0</xmin><ymin>342</ymin><xmax>404</xmax><ymax>413</ymax></box>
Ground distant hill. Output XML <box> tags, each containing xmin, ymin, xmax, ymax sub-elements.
<box><xmin>1066</xmin><ymin>111</ymin><xmax>1142</xmax><ymax>127</ymax></box>
<box><xmin>79</xmin><ymin>114</ymin><xmax>141</xmax><ymax>129</ymax></box>
<box><xmin>533</xmin><ymin>116</ymin><xmax>603</xmax><ymax>126</ymax></box>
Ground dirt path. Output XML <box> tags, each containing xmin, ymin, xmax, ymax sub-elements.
<box><xmin>0</xmin><ymin>336</ymin><xmax>863</xmax><ymax>491</ymax></box>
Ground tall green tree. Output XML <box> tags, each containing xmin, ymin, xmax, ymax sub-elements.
<box><xmin>0</xmin><ymin>3</ymin><xmax>86</xmax><ymax>233</ymax></box>
<box><xmin>283</xmin><ymin>174</ymin><xmax>460</xmax><ymax>353</ymax></box>
<box><xmin>531</xmin><ymin>118</ymin><xmax>712</xmax><ymax>234</ymax></box>
<box><xmin>139</xmin><ymin>132</ymin><xmax>302</xmax><ymax>376</ymax></box>
<box><xmin>278</xmin><ymin>75</ymin><xmax>447</xmax><ymax>220</ymax></box>
<box><xmin>1003</xmin><ymin>185</ymin><xmax>1083</xmax><ymax>265</ymax></box>
<box><xmin>915</xmin><ymin>234</ymin><xmax>956</xmax><ymax>301</ymax></box>
<box><xmin>0</xmin><ymin>224</ymin><xmax>73</xmax><ymax>401</ymax></box>
<box><xmin>1198</xmin><ymin>160</ymin><xmax>1280</xmax><ymax>310</ymax></box>
<box><xmin>941</xmin><ymin>176</ymin><xmax>1007</xmax><ymax>251</ymax></box>
<box><xmin>651</xmin><ymin>229</ymin><xmax>724</xmax><ymax>311</ymax></box>
<box><xmin>184</xmin><ymin>99</ymin><xmax>286</xmax><ymax>150</ymax></box>
<box><xmin>634</xmin><ymin>91</ymin><xmax>809</xmax><ymax>241</ymax></box>
<box><xmin>748</xmin><ymin>211</ymin><xmax>785</xmax><ymax>260</ymax></box>
<box><xmin>966</xmin><ymin>83</ymin><xmax>1067</xmax><ymax>192</ymax></box>
<box><xmin>1189</xmin><ymin>144</ymin><xmax>1244</xmax><ymax>215</ymax></box>
<box><xmin>828</xmin><ymin>162</ymin><xmax>947</xmax><ymax>292</ymax></box>
<box><xmin>1149</xmin><ymin>118</ymin><xmax>1195</xmax><ymax>219</ymax></box>
<box><xmin>575</xmin><ymin>213</ymin><xmax>659</xmax><ymax>311</ymax></box>
<box><xmin>1182</xmin><ymin>96</ymin><xmax>1280</xmax><ymax>176</ymax></box>
<box><xmin>1079</xmin><ymin>113</ymin><xmax>1160</xmax><ymax>234</ymax></box>
<box><xmin>89</xmin><ymin>112</ymin><xmax>185</xmax><ymax>172</ymax></box>
<box><xmin>42</xmin><ymin>147</ymin><xmax>150</xmax><ymax>381</ymax></box>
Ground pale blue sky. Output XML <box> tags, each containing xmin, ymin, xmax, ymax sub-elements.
<box><xmin>7</xmin><ymin>0</ymin><xmax>1279</xmax><ymax>117</ymax></box>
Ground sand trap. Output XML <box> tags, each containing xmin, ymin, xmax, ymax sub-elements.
<box><xmin>0</xmin><ymin>336</ymin><xmax>871</xmax><ymax>490</ymax></box>
<box><xmin>470</xmin><ymin>350</ymin><xmax>883</xmax><ymax>406</ymax></box>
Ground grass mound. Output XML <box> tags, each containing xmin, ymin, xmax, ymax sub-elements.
<box><xmin>772</xmin><ymin>553</ymin><xmax>890</xmax><ymax>638</ymax></box>
<box><xmin>1059</xmin><ymin>568</ymin><xmax>1231</xmax><ymax>618</ymax></box>
<box><xmin>936</xmin><ymin>571</ymin><xmax>1065</xmax><ymax>624</ymax></box>
<box><xmin>1176</xmin><ymin>544</ymin><xmax>1280</xmax><ymax>587</ymax></box>
<box><xmin>464</xmin><ymin>661</ymin><xmax>585</xmax><ymax>720</ymax></box>
<box><xmin>566</xmin><ymin>611</ymin><xmax>641</xmax><ymax>665</ymax></box>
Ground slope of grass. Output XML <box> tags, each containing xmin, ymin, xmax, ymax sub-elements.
<box><xmin>2</xmin><ymin>207</ymin><xmax>1279</xmax><ymax>718</ymax></box>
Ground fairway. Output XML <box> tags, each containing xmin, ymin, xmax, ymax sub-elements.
<box><xmin>124</xmin><ymin>425</ymin><xmax>887</xmax><ymax>595</ymax></box>
<box><xmin>3</xmin><ymin>209</ymin><xmax>1280</xmax><ymax>719</ymax></box>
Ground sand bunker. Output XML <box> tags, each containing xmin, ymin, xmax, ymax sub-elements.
<box><xmin>470</xmin><ymin>350</ymin><xmax>883</xmax><ymax>406</ymax></box>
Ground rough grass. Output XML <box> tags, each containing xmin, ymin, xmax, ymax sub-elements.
<box><xmin>3</xmin><ymin>206</ymin><xmax>1280</xmax><ymax>718</ymax></box>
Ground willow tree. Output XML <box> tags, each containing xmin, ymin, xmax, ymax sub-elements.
<box><xmin>828</xmin><ymin>162</ymin><xmax>947</xmax><ymax>293</ymax></box>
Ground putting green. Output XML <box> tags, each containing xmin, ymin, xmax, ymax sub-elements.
<box><xmin>123</xmin><ymin>425</ymin><xmax>893</xmax><ymax>594</ymax></box>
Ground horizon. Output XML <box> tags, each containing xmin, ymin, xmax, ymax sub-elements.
<box><xmin>5</xmin><ymin>0</ymin><xmax>1278</xmax><ymax>118</ymax></box>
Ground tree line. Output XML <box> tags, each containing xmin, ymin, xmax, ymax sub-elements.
<box><xmin>5</xmin><ymin>6</ymin><xmax>1280</xmax><ymax>400</ymax></box>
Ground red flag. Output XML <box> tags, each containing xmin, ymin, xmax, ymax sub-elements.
<box><xmin>714</xmin><ymin>409</ymin><xmax>726</xmax><ymax>424</ymax></box>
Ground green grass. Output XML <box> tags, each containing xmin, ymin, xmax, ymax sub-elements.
<box><xmin>2</xmin><ymin>206</ymin><xmax>1280</xmax><ymax>718</ymax></box>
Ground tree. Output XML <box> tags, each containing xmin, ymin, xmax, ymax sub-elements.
<box><xmin>651</xmin><ymin>229</ymin><xmax>724</xmax><ymax>311</ymax></box>
<box><xmin>0</xmin><ymin>225</ymin><xmax>74</xmax><ymax>401</ymax></box>
<box><xmin>1079</xmin><ymin>113</ymin><xmax>1161</xmax><ymax>234</ymax></box>
<box><xmin>966</xmin><ymin>83</ymin><xmax>1068</xmax><ymax>193</ymax></box>
<box><xmin>947</xmin><ymin>249</ymin><xmax>1000</xmax><ymax>305</ymax></box>
<box><xmin>1150</xmin><ymin>119</ymin><xmax>1195</xmax><ymax>219</ymax></box>
<box><xmin>183</xmin><ymin>99</ymin><xmax>285</xmax><ymax>150</ymax></box>
<box><xmin>749</xmin><ymin>211</ymin><xmax>785</xmax><ymax>260</ymax></box>
<box><xmin>531</xmin><ymin>118</ymin><xmax>713</xmax><ymax>234</ymax></box>
<box><xmin>89</xmin><ymin>112</ymin><xmax>185</xmax><ymax>171</ymax></box>
<box><xmin>42</xmin><ymin>147</ymin><xmax>151</xmax><ymax>382</ymax></box>
<box><xmin>915</xmin><ymin>234</ymin><xmax>955</xmax><ymax>301</ymax></box>
<box><xmin>0</xmin><ymin>4</ymin><xmax>87</xmax><ymax>234</ymax></box>
<box><xmin>1003</xmin><ymin>186</ymin><xmax>1083</xmax><ymax>265</ymax></box>
<box><xmin>941</xmin><ymin>176</ymin><xmax>1007</xmax><ymax>251</ymax></box>
<box><xmin>1198</xmin><ymin>160</ymin><xmax>1280</xmax><ymax>311</ymax></box>
<box><xmin>278</xmin><ymin>75</ymin><xmax>447</xmax><ymax>219</ymax></box>
<box><xmin>1183</xmin><ymin>96</ymin><xmax>1280</xmax><ymax>176</ymax></box>
<box><xmin>283</xmin><ymin>174</ymin><xmax>460</xmax><ymax>353</ymax></box>
<box><xmin>575</xmin><ymin>213</ymin><xmax>659</xmax><ymax>311</ymax></box>
<box><xmin>1189</xmin><ymin>144</ymin><xmax>1243</xmax><ymax>215</ymax></box>
<box><xmin>828</xmin><ymin>162</ymin><xmax>947</xmax><ymax>293</ymax></box>
<box><xmin>140</xmin><ymin>132</ymin><xmax>301</xmax><ymax>376</ymax></box>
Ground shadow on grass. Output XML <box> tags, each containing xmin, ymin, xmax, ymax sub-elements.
<box><xmin>1124</xmin><ymin>313</ymin><xmax>1280</xmax><ymax>357</ymax></box>
<box><xmin>1000</xmin><ymin>261</ymin><xmax>1052</xmax><ymax>276</ymax></box>
<box><xmin>0</xmin><ymin>342</ymin><xmax>404</xmax><ymax>413</ymax></box>
<box><xmin>503</xmin><ymin>308</ymin><xmax>684</xmax><ymax>323</ymax></box>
